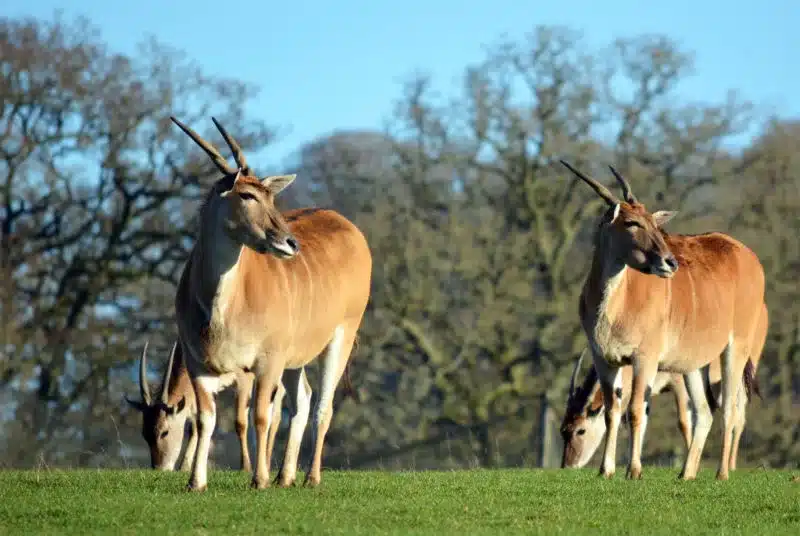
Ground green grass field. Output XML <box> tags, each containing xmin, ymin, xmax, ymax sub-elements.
<box><xmin>1</xmin><ymin>468</ymin><xmax>798</xmax><ymax>535</ymax></box>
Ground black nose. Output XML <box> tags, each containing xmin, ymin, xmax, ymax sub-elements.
<box><xmin>665</xmin><ymin>255</ymin><xmax>678</xmax><ymax>271</ymax></box>
<box><xmin>286</xmin><ymin>237</ymin><xmax>299</xmax><ymax>252</ymax></box>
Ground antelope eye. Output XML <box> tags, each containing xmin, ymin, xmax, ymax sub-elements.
<box><xmin>624</xmin><ymin>220</ymin><xmax>640</xmax><ymax>228</ymax></box>
<box><xmin>238</xmin><ymin>192</ymin><xmax>257</xmax><ymax>201</ymax></box>
<box><xmin>160</xmin><ymin>431</ymin><xmax>169</xmax><ymax>439</ymax></box>
<box><xmin>577</xmin><ymin>429</ymin><xmax>586</xmax><ymax>436</ymax></box>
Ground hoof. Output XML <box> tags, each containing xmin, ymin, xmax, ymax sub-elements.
<box><xmin>186</xmin><ymin>484</ymin><xmax>207</xmax><ymax>493</ymax></box>
<box><xmin>599</xmin><ymin>470</ymin><xmax>615</xmax><ymax>480</ymax></box>
<box><xmin>250</xmin><ymin>477</ymin><xmax>271</xmax><ymax>490</ymax></box>
<box><xmin>626</xmin><ymin>467</ymin><xmax>642</xmax><ymax>480</ymax></box>
<box><xmin>303</xmin><ymin>474</ymin><xmax>321</xmax><ymax>488</ymax></box>
<box><xmin>716</xmin><ymin>471</ymin><xmax>729</xmax><ymax>481</ymax></box>
<box><xmin>275</xmin><ymin>477</ymin><xmax>296</xmax><ymax>488</ymax></box>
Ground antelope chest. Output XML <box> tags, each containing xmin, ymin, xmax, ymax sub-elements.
<box><xmin>587</xmin><ymin>313</ymin><xmax>637</xmax><ymax>367</ymax></box>
<box><xmin>203</xmin><ymin>331</ymin><xmax>263</xmax><ymax>374</ymax></box>
<box><xmin>199</xmin><ymin>268</ymin><xmax>273</xmax><ymax>374</ymax></box>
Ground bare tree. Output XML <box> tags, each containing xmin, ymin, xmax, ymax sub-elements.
<box><xmin>0</xmin><ymin>14</ymin><xmax>275</xmax><ymax>466</ymax></box>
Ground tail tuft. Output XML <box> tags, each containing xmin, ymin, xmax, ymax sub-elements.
<box><xmin>341</xmin><ymin>360</ymin><xmax>361</xmax><ymax>403</ymax></box>
<box><xmin>743</xmin><ymin>359</ymin><xmax>762</xmax><ymax>402</ymax></box>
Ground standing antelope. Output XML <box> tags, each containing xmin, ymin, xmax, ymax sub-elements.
<box><xmin>170</xmin><ymin>116</ymin><xmax>372</xmax><ymax>492</ymax></box>
<box><xmin>560</xmin><ymin>160</ymin><xmax>766</xmax><ymax>480</ymax></box>
<box><xmin>561</xmin><ymin>300</ymin><xmax>765</xmax><ymax>470</ymax></box>
<box><xmin>126</xmin><ymin>340</ymin><xmax>286</xmax><ymax>472</ymax></box>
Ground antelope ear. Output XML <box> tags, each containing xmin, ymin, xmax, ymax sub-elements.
<box><xmin>125</xmin><ymin>396</ymin><xmax>147</xmax><ymax>412</ymax></box>
<box><xmin>220</xmin><ymin>169</ymin><xmax>243</xmax><ymax>198</ymax></box>
<box><xmin>652</xmin><ymin>210</ymin><xmax>677</xmax><ymax>227</ymax></box>
<box><xmin>261</xmin><ymin>174</ymin><xmax>296</xmax><ymax>195</ymax></box>
<box><xmin>603</xmin><ymin>203</ymin><xmax>621</xmax><ymax>224</ymax></box>
<box><xmin>165</xmin><ymin>397</ymin><xmax>187</xmax><ymax>416</ymax></box>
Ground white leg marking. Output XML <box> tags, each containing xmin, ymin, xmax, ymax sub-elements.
<box><xmin>191</xmin><ymin>411</ymin><xmax>216</xmax><ymax>489</ymax></box>
<box><xmin>305</xmin><ymin>325</ymin><xmax>348</xmax><ymax>484</ymax></box>
<box><xmin>595</xmin><ymin>357</ymin><xmax>623</xmax><ymax>478</ymax></box>
<box><xmin>318</xmin><ymin>327</ymin><xmax>344</xmax><ymax>412</ymax></box>
<box><xmin>681</xmin><ymin>369</ymin><xmax>713</xmax><ymax>479</ymax></box>
<box><xmin>278</xmin><ymin>368</ymin><xmax>312</xmax><ymax>485</ymax></box>
<box><xmin>188</xmin><ymin>373</ymin><xmax>236</xmax><ymax>490</ymax></box>
<box><xmin>717</xmin><ymin>334</ymin><xmax>737</xmax><ymax>480</ymax></box>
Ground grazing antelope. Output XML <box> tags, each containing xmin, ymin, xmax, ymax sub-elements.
<box><xmin>561</xmin><ymin>301</ymin><xmax>765</xmax><ymax>471</ymax></box>
<box><xmin>126</xmin><ymin>340</ymin><xmax>287</xmax><ymax>472</ymax></box>
<box><xmin>560</xmin><ymin>160</ymin><xmax>766</xmax><ymax>480</ymax></box>
<box><xmin>560</xmin><ymin>350</ymin><xmax>693</xmax><ymax>469</ymax></box>
<box><xmin>170</xmin><ymin>116</ymin><xmax>372</xmax><ymax>492</ymax></box>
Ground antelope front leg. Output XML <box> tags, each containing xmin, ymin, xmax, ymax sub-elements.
<box><xmin>671</xmin><ymin>374</ymin><xmax>693</xmax><ymax>451</ymax></box>
<box><xmin>251</xmin><ymin>368</ymin><xmax>282</xmax><ymax>490</ymax></box>
<box><xmin>594</xmin><ymin>358</ymin><xmax>623</xmax><ymax>479</ymax></box>
<box><xmin>266</xmin><ymin>380</ymin><xmax>285</xmax><ymax>474</ymax></box>
<box><xmin>234</xmin><ymin>372</ymin><xmax>255</xmax><ymax>473</ymax></box>
<box><xmin>187</xmin><ymin>375</ymin><xmax>222</xmax><ymax>491</ymax></box>
<box><xmin>180</xmin><ymin>418</ymin><xmax>198</xmax><ymax>472</ymax></box>
<box><xmin>275</xmin><ymin>368</ymin><xmax>312</xmax><ymax>487</ymax></box>
<box><xmin>626</xmin><ymin>357</ymin><xmax>658</xmax><ymax>480</ymax></box>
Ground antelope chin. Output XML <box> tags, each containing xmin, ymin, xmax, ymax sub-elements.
<box><xmin>269</xmin><ymin>239</ymin><xmax>299</xmax><ymax>259</ymax></box>
<box><xmin>653</xmin><ymin>268</ymin><xmax>676</xmax><ymax>279</ymax></box>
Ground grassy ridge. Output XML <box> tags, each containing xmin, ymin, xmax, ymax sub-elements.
<box><xmin>0</xmin><ymin>468</ymin><xmax>798</xmax><ymax>535</ymax></box>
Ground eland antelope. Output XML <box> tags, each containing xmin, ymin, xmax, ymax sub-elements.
<box><xmin>561</xmin><ymin>301</ymin><xmax>765</xmax><ymax>471</ymax></box>
<box><xmin>170</xmin><ymin>116</ymin><xmax>372</xmax><ymax>492</ymax></box>
<box><xmin>126</xmin><ymin>340</ymin><xmax>286</xmax><ymax>472</ymax></box>
<box><xmin>560</xmin><ymin>160</ymin><xmax>767</xmax><ymax>480</ymax></box>
<box><xmin>561</xmin><ymin>351</ymin><xmax>693</xmax><ymax>469</ymax></box>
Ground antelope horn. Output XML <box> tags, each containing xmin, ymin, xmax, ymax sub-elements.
<box><xmin>569</xmin><ymin>349</ymin><xmax>587</xmax><ymax>398</ymax></box>
<box><xmin>560</xmin><ymin>160</ymin><xmax>620</xmax><ymax>206</ymax></box>
<box><xmin>211</xmin><ymin>117</ymin><xmax>250</xmax><ymax>175</ymax></box>
<box><xmin>608</xmin><ymin>165</ymin><xmax>638</xmax><ymax>204</ymax></box>
<box><xmin>139</xmin><ymin>340</ymin><xmax>152</xmax><ymax>406</ymax></box>
<box><xmin>160</xmin><ymin>341</ymin><xmax>179</xmax><ymax>404</ymax></box>
<box><xmin>170</xmin><ymin>116</ymin><xmax>235</xmax><ymax>175</ymax></box>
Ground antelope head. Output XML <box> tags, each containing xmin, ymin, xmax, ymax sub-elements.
<box><xmin>560</xmin><ymin>161</ymin><xmax>679</xmax><ymax>278</ymax></box>
<box><xmin>171</xmin><ymin>116</ymin><xmax>299</xmax><ymax>259</ymax></box>
<box><xmin>560</xmin><ymin>351</ymin><xmax>607</xmax><ymax>468</ymax></box>
<box><xmin>125</xmin><ymin>341</ymin><xmax>188</xmax><ymax>470</ymax></box>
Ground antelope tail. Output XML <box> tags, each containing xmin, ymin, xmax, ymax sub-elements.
<box><xmin>743</xmin><ymin>358</ymin><xmax>762</xmax><ymax>402</ymax></box>
<box><xmin>341</xmin><ymin>334</ymin><xmax>361</xmax><ymax>402</ymax></box>
<box><xmin>341</xmin><ymin>360</ymin><xmax>360</xmax><ymax>403</ymax></box>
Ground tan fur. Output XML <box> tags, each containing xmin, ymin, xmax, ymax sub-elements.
<box><xmin>170</xmin><ymin>117</ymin><xmax>371</xmax><ymax>492</ymax></box>
<box><xmin>561</xmin><ymin>161</ymin><xmax>767</xmax><ymax>481</ymax></box>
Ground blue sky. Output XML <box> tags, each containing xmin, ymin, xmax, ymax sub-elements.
<box><xmin>6</xmin><ymin>0</ymin><xmax>799</xmax><ymax>167</ymax></box>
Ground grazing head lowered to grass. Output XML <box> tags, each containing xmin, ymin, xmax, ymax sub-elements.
<box><xmin>126</xmin><ymin>339</ymin><xmax>286</xmax><ymax>473</ymax></box>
